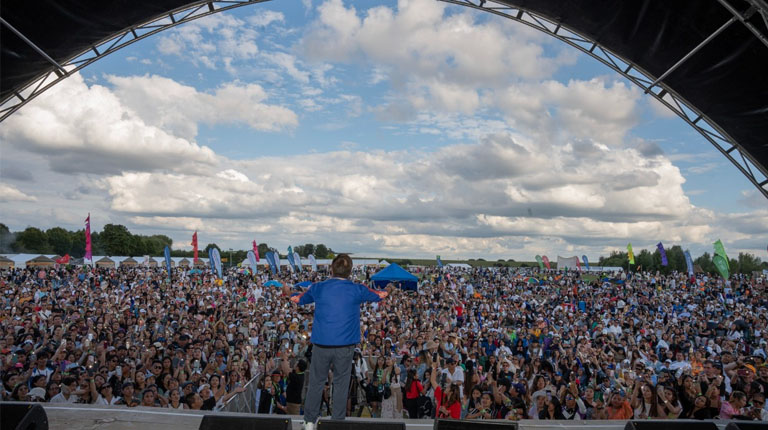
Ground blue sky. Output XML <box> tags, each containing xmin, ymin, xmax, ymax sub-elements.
<box><xmin>1</xmin><ymin>0</ymin><xmax>766</xmax><ymax>260</ymax></box>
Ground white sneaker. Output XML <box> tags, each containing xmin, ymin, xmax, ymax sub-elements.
<box><xmin>303</xmin><ymin>421</ymin><xmax>316</xmax><ymax>430</ymax></box>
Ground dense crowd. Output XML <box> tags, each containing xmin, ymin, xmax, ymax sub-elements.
<box><xmin>1</xmin><ymin>262</ymin><xmax>767</xmax><ymax>423</ymax></box>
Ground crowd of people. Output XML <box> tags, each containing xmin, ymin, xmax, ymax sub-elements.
<box><xmin>1</xmin><ymin>260</ymin><xmax>767</xmax><ymax>423</ymax></box>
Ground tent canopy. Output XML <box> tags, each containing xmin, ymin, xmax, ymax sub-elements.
<box><xmin>371</xmin><ymin>263</ymin><xmax>418</xmax><ymax>291</ymax></box>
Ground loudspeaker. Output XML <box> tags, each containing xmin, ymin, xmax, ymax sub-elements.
<box><xmin>624</xmin><ymin>420</ymin><xmax>718</xmax><ymax>430</ymax></box>
<box><xmin>318</xmin><ymin>420</ymin><xmax>405</xmax><ymax>430</ymax></box>
<box><xmin>198</xmin><ymin>415</ymin><xmax>291</xmax><ymax>430</ymax></box>
<box><xmin>433</xmin><ymin>419</ymin><xmax>517</xmax><ymax>430</ymax></box>
<box><xmin>725</xmin><ymin>422</ymin><xmax>768</xmax><ymax>430</ymax></box>
<box><xmin>0</xmin><ymin>403</ymin><xmax>48</xmax><ymax>430</ymax></box>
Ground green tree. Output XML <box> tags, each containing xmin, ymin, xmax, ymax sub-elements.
<box><xmin>315</xmin><ymin>244</ymin><xmax>330</xmax><ymax>259</ymax></box>
<box><xmin>46</xmin><ymin>227</ymin><xmax>73</xmax><ymax>256</ymax></box>
<box><xmin>598</xmin><ymin>251</ymin><xmax>628</xmax><ymax>267</ymax></box>
<box><xmin>12</xmin><ymin>227</ymin><xmax>50</xmax><ymax>253</ymax></box>
<box><xmin>204</xmin><ymin>243</ymin><xmax>221</xmax><ymax>254</ymax></box>
<box><xmin>0</xmin><ymin>223</ymin><xmax>14</xmax><ymax>252</ymax></box>
<box><xmin>636</xmin><ymin>249</ymin><xmax>655</xmax><ymax>271</ymax></box>
<box><xmin>100</xmin><ymin>224</ymin><xmax>132</xmax><ymax>255</ymax></box>
<box><xmin>734</xmin><ymin>252</ymin><xmax>763</xmax><ymax>273</ymax></box>
<box><xmin>694</xmin><ymin>252</ymin><xmax>715</xmax><ymax>274</ymax></box>
<box><xmin>666</xmin><ymin>245</ymin><xmax>687</xmax><ymax>273</ymax></box>
<box><xmin>257</xmin><ymin>243</ymin><xmax>270</xmax><ymax>258</ymax></box>
<box><xmin>69</xmin><ymin>229</ymin><xmax>86</xmax><ymax>258</ymax></box>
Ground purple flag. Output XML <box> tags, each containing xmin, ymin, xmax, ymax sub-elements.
<box><xmin>657</xmin><ymin>242</ymin><xmax>668</xmax><ymax>266</ymax></box>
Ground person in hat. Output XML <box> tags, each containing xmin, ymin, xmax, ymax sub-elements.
<box><xmin>283</xmin><ymin>254</ymin><xmax>389</xmax><ymax>430</ymax></box>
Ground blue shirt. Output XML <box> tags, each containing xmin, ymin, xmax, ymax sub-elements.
<box><xmin>297</xmin><ymin>278</ymin><xmax>382</xmax><ymax>346</ymax></box>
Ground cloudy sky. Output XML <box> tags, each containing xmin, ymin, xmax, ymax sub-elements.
<box><xmin>1</xmin><ymin>0</ymin><xmax>766</xmax><ymax>260</ymax></box>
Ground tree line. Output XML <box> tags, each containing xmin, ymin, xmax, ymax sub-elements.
<box><xmin>1</xmin><ymin>223</ymin><xmax>763</xmax><ymax>273</ymax></box>
<box><xmin>597</xmin><ymin>245</ymin><xmax>767</xmax><ymax>274</ymax></box>
<box><xmin>0</xmin><ymin>223</ymin><xmax>172</xmax><ymax>258</ymax></box>
<box><xmin>0</xmin><ymin>223</ymin><xmax>336</xmax><ymax>264</ymax></box>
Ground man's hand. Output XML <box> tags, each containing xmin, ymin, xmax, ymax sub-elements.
<box><xmin>375</xmin><ymin>290</ymin><xmax>389</xmax><ymax>299</ymax></box>
<box><xmin>290</xmin><ymin>295</ymin><xmax>300</xmax><ymax>304</ymax></box>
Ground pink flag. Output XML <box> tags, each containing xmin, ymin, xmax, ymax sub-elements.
<box><xmin>252</xmin><ymin>240</ymin><xmax>260</xmax><ymax>262</ymax></box>
<box><xmin>84</xmin><ymin>213</ymin><xmax>92</xmax><ymax>261</ymax></box>
<box><xmin>542</xmin><ymin>255</ymin><xmax>551</xmax><ymax>270</ymax></box>
<box><xmin>191</xmin><ymin>231</ymin><xmax>199</xmax><ymax>263</ymax></box>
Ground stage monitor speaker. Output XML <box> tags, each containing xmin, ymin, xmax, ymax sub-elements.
<box><xmin>725</xmin><ymin>422</ymin><xmax>768</xmax><ymax>430</ymax></box>
<box><xmin>198</xmin><ymin>415</ymin><xmax>291</xmax><ymax>430</ymax></box>
<box><xmin>433</xmin><ymin>419</ymin><xmax>517</xmax><ymax>430</ymax></box>
<box><xmin>318</xmin><ymin>420</ymin><xmax>405</xmax><ymax>430</ymax></box>
<box><xmin>624</xmin><ymin>420</ymin><xmax>718</xmax><ymax>430</ymax></box>
<box><xmin>0</xmin><ymin>403</ymin><xmax>48</xmax><ymax>430</ymax></box>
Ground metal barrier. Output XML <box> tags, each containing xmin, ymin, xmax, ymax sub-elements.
<box><xmin>220</xmin><ymin>372</ymin><xmax>262</xmax><ymax>413</ymax></box>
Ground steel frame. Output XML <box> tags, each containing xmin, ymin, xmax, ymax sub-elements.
<box><xmin>0</xmin><ymin>0</ymin><xmax>271</xmax><ymax>122</ymax></box>
<box><xmin>442</xmin><ymin>0</ymin><xmax>768</xmax><ymax>200</ymax></box>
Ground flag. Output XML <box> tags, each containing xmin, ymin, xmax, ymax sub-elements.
<box><xmin>273</xmin><ymin>250</ymin><xmax>281</xmax><ymax>274</ymax></box>
<box><xmin>293</xmin><ymin>251</ymin><xmax>302</xmax><ymax>272</ymax></box>
<box><xmin>436</xmin><ymin>255</ymin><xmax>444</xmax><ymax>268</ymax></box>
<box><xmin>212</xmin><ymin>248</ymin><xmax>223</xmax><ymax>279</ymax></box>
<box><xmin>265</xmin><ymin>251</ymin><xmax>277</xmax><ymax>275</ymax></box>
<box><xmin>714</xmin><ymin>239</ymin><xmax>729</xmax><ymax>269</ymax></box>
<box><xmin>252</xmin><ymin>241</ymin><xmax>260</xmax><ymax>262</ymax></box>
<box><xmin>191</xmin><ymin>231</ymin><xmax>198</xmax><ymax>263</ymax></box>
<box><xmin>55</xmin><ymin>254</ymin><xmax>70</xmax><ymax>264</ymax></box>
<box><xmin>164</xmin><ymin>245</ymin><xmax>172</xmax><ymax>274</ymax></box>
<box><xmin>542</xmin><ymin>255</ymin><xmax>551</xmax><ymax>270</ymax></box>
<box><xmin>713</xmin><ymin>239</ymin><xmax>730</xmax><ymax>279</ymax></box>
<box><xmin>575</xmin><ymin>257</ymin><xmax>582</xmax><ymax>271</ymax></box>
<box><xmin>287</xmin><ymin>247</ymin><xmax>297</xmax><ymax>272</ymax></box>
<box><xmin>627</xmin><ymin>243</ymin><xmax>635</xmax><ymax>265</ymax></box>
<box><xmin>308</xmin><ymin>254</ymin><xmax>318</xmax><ymax>272</ymax></box>
<box><xmin>684</xmin><ymin>250</ymin><xmax>694</xmax><ymax>276</ymax></box>
<box><xmin>84</xmin><ymin>213</ymin><xmax>92</xmax><ymax>262</ymax></box>
<box><xmin>657</xmin><ymin>242</ymin><xmax>668</xmax><ymax>266</ymax></box>
<box><xmin>247</xmin><ymin>250</ymin><xmax>258</xmax><ymax>272</ymax></box>
<box><xmin>535</xmin><ymin>255</ymin><xmax>544</xmax><ymax>270</ymax></box>
<box><xmin>581</xmin><ymin>255</ymin><xmax>590</xmax><ymax>271</ymax></box>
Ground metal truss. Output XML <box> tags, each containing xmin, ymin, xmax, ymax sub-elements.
<box><xmin>0</xmin><ymin>0</ymin><xmax>272</xmax><ymax>122</ymax></box>
<box><xmin>442</xmin><ymin>0</ymin><xmax>768</xmax><ymax>200</ymax></box>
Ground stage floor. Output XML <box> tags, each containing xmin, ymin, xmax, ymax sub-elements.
<box><xmin>37</xmin><ymin>404</ymin><xmax>738</xmax><ymax>430</ymax></box>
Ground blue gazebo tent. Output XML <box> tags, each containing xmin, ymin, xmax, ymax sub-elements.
<box><xmin>371</xmin><ymin>263</ymin><xmax>418</xmax><ymax>291</ymax></box>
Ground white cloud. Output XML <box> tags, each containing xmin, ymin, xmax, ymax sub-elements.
<box><xmin>300</xmin><ymin>0</ymin><xmax>576</xmax><ymax>114</ymax></box>
<box><xmin>155</xmin><ymin>13</ymin><xmax>260</xmax><ymax>72</ymax></box>
<box><xmin>248</xmin><ymin>10</ymin><xmax>285</xmax><ymax>27</ymax></box>
<box><xmin>0</xmin><ymin>73</ymin><xmax>217</xmax><ymax>175</ymax></box>
<box><xmin>0</xmin><ymin>184</ymin><xmax>37</xmax><ymax>202</ymax></box>
<box><xmin>107</xmin><ymin>74</ymin><xmax>298</xmax><ymax>140</ymax></box>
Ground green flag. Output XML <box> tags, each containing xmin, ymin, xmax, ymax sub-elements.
<box><xmin>713</xmin><ymin>255</ymin><xmax>730</xmax><ymax>279</ymax></box>
<box><xmin>713</xmin><ymin>239</ymin><xmax>729</xmax><ymax>270</ymax></box>
<box><xmin>535</xmin><ymin>255</ymin><xmax>544</xmax><ymax>270</ymax></box>
<box><xmin>627</xmin><ymin>243</ymin><xmax>635</xmax><ymax>265</ymax></box>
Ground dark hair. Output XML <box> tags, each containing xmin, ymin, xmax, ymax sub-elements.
<box><xmin>297</xmin><ymin>360</ymin><xmax>307</xmax><ymax>372</ymax></box>
<box><xmin>331</xmin><ymin>254</ymin><xmax>352</xmax><ymax>279</ymax></box>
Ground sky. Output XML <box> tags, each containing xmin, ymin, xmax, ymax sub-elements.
<box><xmin>1</xmin><ymin>0</ymin><xmax>767</xmax><ymax>260</ymax></box>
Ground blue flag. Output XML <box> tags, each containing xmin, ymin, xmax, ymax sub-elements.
<box><xmin>684</xmin><ymin>250</ymin><xmax>694</xmax><ymax>277</ymax></box>
<box><xmin>211</xmin><ymin>248</ymin><xmax>222</xmax><ymax>279</ymax></box>
<box><xmin>287</xmin><ymin>247</ymin><xmax>297</xmax><ymax>272</ymax></box>
<box><xmin>247</xmin><ymin>250</ymin><xmax>258</xmax><ymax>273</ymax></box>
<box><xmin>581</xmin><ymin>255</ymin><xmax>590</xmax><ymax>271</ymax></box>
<box><xmin>657</xmin><ymin>242</ymin><xmax>668</xmax><ymax>266</ymax></box>
<box><xmin>266</xmin><ymin>251</ymin><xmax>277</xmax><ymax>275</ymax></box>
<box><xmin>164</xmin><ymin>245</ymin><xmax>172</xmax><ymax>275</ymax></box>
<box><xmin>436</xmin><ymin>255</ymin><xmax>444</xmax><ymax>268</ymax></box>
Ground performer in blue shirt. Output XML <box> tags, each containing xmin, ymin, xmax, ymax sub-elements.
<box><xmin>283</xmin><ymin>254</ymin><xmax>389</xmax><ymax>430</ymax></box>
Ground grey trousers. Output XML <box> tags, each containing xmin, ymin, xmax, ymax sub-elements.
<box><xmin>304</xmin><ymin>345</ymin><xmax>355</xmax><ymax>423</ymax></box>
